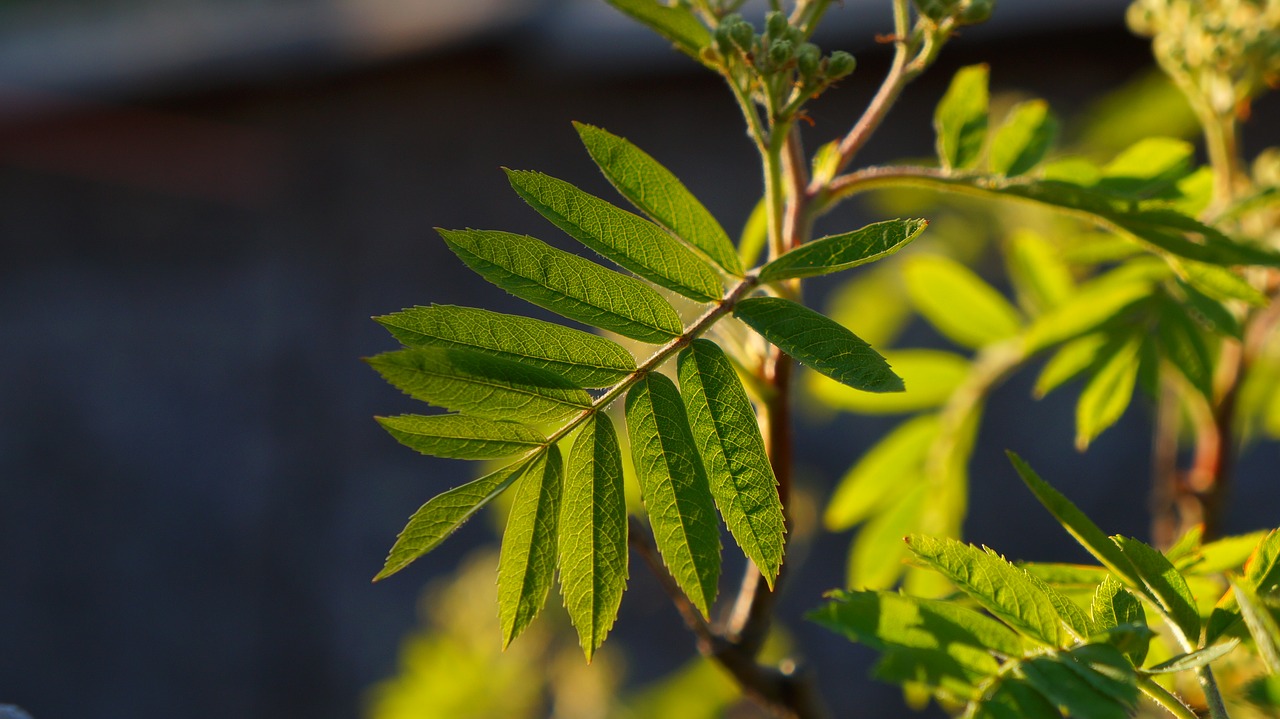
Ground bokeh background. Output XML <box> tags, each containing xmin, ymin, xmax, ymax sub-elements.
<box><xmin>2</xmin><ymin>0</ymin><xmax>1277</xmax><ymax>717</ymax></box>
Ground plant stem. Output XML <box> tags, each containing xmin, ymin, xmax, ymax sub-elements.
<box><xmin>1197</xmin><ymin>665</ymin><xmax>1231</xmax><ymax>719</ymax></box>
<box><xmin>1138</xmin><ymin>675</ymin><xmax>1201</xmax><ymax>719</ymax></box>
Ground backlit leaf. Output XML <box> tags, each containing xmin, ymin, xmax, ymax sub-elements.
<box><xmin>758</xmin><ymin>218</ymin><xmax>928</xmax><ymax>282</ymax></box>
<box><xmin>602</xmin><ymin>0</ymin><xmax>711</xmax><ymax>58</ymax></box>
<box><xmin>1157</xmin><ymin>298</ymin><xmax>1214</xmax><ymax>398</ymax></box>
<box><xmin>560</xmin><ymin>415</ymin><xmax>629</xmax><ymax>661</ymax></box>
<box><xmin>1115</xmin><ymin>536</ymin><xmax>1201</xmax><ymax>642</ymax></box>
<box><xmin>574</xmin><ymin>122</ymin><xmax>742</xmax><ymax>276</ymax></box>
<box><xmin>734</xmin><ymin>296</ymin><xmax>903</xmax><ymax>392</ymax></box>
<box><xmin>626</xmin><ymin>373</ymin><xmax>721</xmax><ymax>617</ymax></box>
<box><xmin>990</xmin><ymin>100</ymin><xmax>1057</xmax><ymax>178</ymax></box>
<box><xmin>1091</xmin><ymin>575</ymin><xmax>1150</xmax><ymax>664</ymax></box>
<box><xmin>848</xmin><ymin>485</ymin><xmax>925</xmax><ymax>590</ymax></box>
<box><xmin>809</xmin><ymin>350</ymin><xmax>968</xmax><ymax>414</ymax></box>
<box><xmin>935</xmin><ymin>64</ymin><xmax>989</xmax><ymax>172</ymax></box>
<box><xmin>506</xmin><ymin>169</ymin><xmax>723</xmax><ymax>302</ymax></box>
<box><xmin>677</xmin><ymin>339</ymin><xmax>785</xmax><ymax>586</ymax></box>
<box><xmin>1075</xmin><ymin>334</ymin><xmax>1141</xmax><ymax>450</ymax></box>
<box><xmin>1006</xmin><ymin>230</ymin><xmax>1073</xmax><ymax>315</ymax></box>
<box><xmin>1232</xmin><ymin>578</ymin><xmax>1280</xmax><ymax>673</ymax></box>
<box><xmin>905</xmin><ymin>255</ymin><xmax>1022</xmax><ymax>349</ymax></box>
<box><xmin>499</xmin><ymin>446</ymin><xmax>563</xmax><ymax>647</ymax></box>
<box><xmin>1095</xmin><ymin>137</ymin><xmax>1193</xmax><ymax>199</ymax></box>
<box><xmin>825</xmin><ymin>414</ymin><xmax>939</xmax><ymax>530</ymax></box>
<box><xmin>1144</xmin><ymin>639</ymin><xmax>1240</xmax><ymax>674</ymax></box>
<box><xmin>367</xmin><ymin>347</ymin><xmax>592</xmax><ymax>423</ymax></box>
<box><xmin>375</xmin><ymin>304</ymin><xmax>635</xmax><ymax>388</ymax></box>
<box><xmin>439</xmin><ymin>228</ymin><xmax>683</xmax><ymax>343</ymax></box>
<box><xmin>375</xmin><ymin>457</ymin><xmax>535</xmax><ymax>580</ymax></box>
<box><xmin>376</xmin><ymin>414</ymin><xmax>545</xmax><ymax>459</ymax></box>
<box><xmin>1034</xmin><ymin>333</ymin><xmax>1108</xmax><ymax>398</ymax></box>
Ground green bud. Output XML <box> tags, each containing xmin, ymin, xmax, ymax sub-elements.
<box><xmin>729</xmin><ymin>20</ymin><xmax>755</xmax><ymax>51</ymax></box>
<box><xmin>765</xmin><ymin>12</ymin><xmax>789</xmax><ymax>41</ymax></box>
<box><xmin>714</xmin><ymin>24</ymin><xmax>736</xmax><ymax>55</ymax></box>
<box><xmin>769</xmin><ymin>40</ymin><xmax>794</xmax><ymax>67</ymax></box>
<box><xmin>826</xmin><ymin>51</ymin><xmax>856</xmax><ymax>79</ymax></box>
<box><xmin>912</xmin><ymin>0</ymin><xmax>960</xmax><ymax>22</ymax></box>
<box><xmin>957</xmin><ymin>0</ymin><xmax>993</xmax><ymax>25</ymax></box>
<box><xmin>797</xmin><ymin>43</ymin><xmax>821</xmax><ymax>78</ymax></box>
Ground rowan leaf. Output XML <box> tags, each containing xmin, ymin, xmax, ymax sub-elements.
<box><xmin>560</xmin><ymin>415</ymin><xmax>629</xmax><ymax>661</ymax></box>
<box><xmin>1034</xmin><ymin>333</ymin><xmax>1108</xmax><ymax>398</ymax></box>
<box><xmin>809</xmin><ymin>350</ymin><xmax>968</xmax><ymax>415</ymax></box>
<box><xmin>1157</xmin><ymin>298</ymin><xmax>1214</xmax><ymax>399</ymax></box>
<box><xmin>825</xmin><ymin>414</ymin><xmax>939</xmax><ymax>530</ymax></box>
<box><xmin>677</xmin><ymin>339</ymin><xmax>785</xmax><ymax>586</ymax></box>
<box><xmin>367</xmin><ymin>347</ymin><xmax>592</xmax><ymax>423</ymax></box>
<box><xmin>375</xmin><ymin>414</ymin><xmax>546</xmax><ymax>459</ymax></box>
<box><xmin>602</xmin><ymin>0</ymin><xmax>711</xmax><ymax>58</ymax></box>
<box><xmin>904</xmin><ymin>255</ymin><xmax>1022</xmax><ymax>349</ymax></box>
<box><xmin>499</xmin><ymin>446</ymin><xmax>563</xmax><ymax>647</ymax></box>
<box><xmin>1095</xmin><ymin>137</ymin><xmax>1193</xmax><ymax>199</ymax></box>
<box><xmin>1091</xmin><ymin>575</ymin><xmax>1150</xmax><ymax>664</ymax></box>
<box><xmin>375</xmin><ymin>305</ymin><xmax>635</xmax><ymax>388</ymax></box>
<box><xmin>1232</xmin><ymin>578</ymin><xmax>1280</xmax><ymax>673</ymax></box>
<box><xmin>905</xmin><ymin>534</ymin><xmax>1070</xmax><ymax>646</ymax></box>
<box><xmin>506</xmin><ymin>169</ymin><xmax>723</xmax><ymax>302</ymax></box>
<box><xmin>758</xmin><ymin>218</ymin><xmax>928</xmax><ymax>282</ymax></box>
<box><xmin>375</xmin><ymin>457</ymin><xmax>535</xmax><ymax>580</ymax></box>
<box><xmin>1114</xmin><ymin>536</ymin><xmax>1201</xmax><ymax>642</ymax></box>
<box><xmin>1075</xmin><ymin>334</ymin><xmax>1141</xmax><ymax>450</ymax></box>
<box><xmin>1006</xmin><ymin>229</ymin><xmax>1073</xmax><ymax>315</ymax></box>
<box><xmin>1144</xmin><ymin>639</ymin><xmax>1240</xmax><ymax>674</ymax></box>
<box><xmin>1020</xmin><ymin>647</ymin><xmax>1135</xmax><ymax>719</ymax></box>
<box><xmin>439</xmin><ymin>228</ymin><xmax>683</xmax><ymax>343</ymax></box>
<box><xmin>574</xmin><ymin>122</ymin><xmax>742</xmax><ymax>276</ymax></box>
<box><xmin>935</xmin><ymin>64</ymin><xmax>989</xmax><ymax>171</ymax></box>
<box><xmin>847</xmin><ymin>485</ymin><xmax>925</xmax><ymax>590</ymax></box>
<box><xmin>734</xmin><ymin>296</ymin><xmax>902</xmax><ymax>392</ymax></box>
<box><xmin>625</xmin><ymin>373</ymin><xmax>721</xmax><ymax>617</ymax></box>
<box><xmin>990</xmin><ymin>100</ymin><xmax>1057</xmax><ymax>178</ymax></box>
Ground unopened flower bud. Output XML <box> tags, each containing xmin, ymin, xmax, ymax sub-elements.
<box><xmin>765</xmin><ymin>12</ymin><xmax>789</xmax><ymax>41</ymax></box>
<box><xmin>797</xmin><ymin>43</ymin><xmax>821</xmax><ymax>78</ymax></box>
<box><xmin>826</xmin><ymin>51</ymin><xmax>856</xmax><ymax>79</ymax></box>
<box><xmin>729</xmin><ymin>20</ymin><xmax>755</xmax><ymax>51</ymax></box>
<box><xmin>769</xmin><ymin>40</ymin><xmax>794</xmax><ymax>66</ymax></box>
<box><xmin>958</xmin><ymin>0</ymin><xmax>993</xmax><ymax>25</ymax></box>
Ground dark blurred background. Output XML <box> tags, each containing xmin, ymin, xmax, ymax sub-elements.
<box><xmin>2</xmin><ymin>1</ymin><xmax>1277</xmax><ymax>717</ymax></box>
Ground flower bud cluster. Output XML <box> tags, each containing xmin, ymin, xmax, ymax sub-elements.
<box><xmin>1127</xmin><ymin>0</ymin><xmax>1280</xmax><ymax>114</ymax></box>
<box><xmin>708</xmin><ymin>12</ymin><xmax>856</xmax><ymax>113</ymax></box>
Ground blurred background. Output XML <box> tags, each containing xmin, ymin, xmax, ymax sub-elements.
<box><xmin>2</xmin><ymin>0</ymin><xmax>1277</xmax><ymax>717</ymax></box>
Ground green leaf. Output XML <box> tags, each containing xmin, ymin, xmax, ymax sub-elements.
<box><xmin>439</xmin><ymin>228</ymin><xmax>683</xmax><ymax>343</ymax></box>
<box><xmin>1007</xmin><ymin>230</ymin><xmax>1073</xmax><ymax>315</ymax></box>
<box><xmin>990</xmin><ymin>100</ymin><xmax>1058</xmax><ymax>177</ymax></box>
<box><xmin>809</xmin><ymin>350</ymin><xmax>968</xmax><ymax>415</ymax></box>
<box><xmin>1091</xmin><ymin>575</ymin><xmax>1150</xmax><ymax>664</ymax></box>
<box><xmin>905</xmin><ymin>534</ymin><xmax>1070</xmax><ymax>646</ymax></box>
<box><xmin>1019</xmin><ymin>652</ymin><xmax>1131</xmax><ymax>719</ymax></box>
<box><xmin>573</xmin><ymin>122</ymin><xmax>742</xmax><ymax>276</ymax></box>
<box><xmin>375</xmin><ymin>304</ymin><xmax>636</xmax><ymax>388</ymax></box>
<box><xmin>367</xmin><ymin>347</ymin><xmax>592</xmax><ymax>423</ymax></box>
<box><xmin>734</xmin><ymin>296</ymin><xmax>903</xmax><ymax>392</ymax></box>
<box><xmin>677</xmin><ymin>339</ymin><xmax>785</xmax><ymax>586</ymax></box>
<box><xmin>375</xmin><ymin>457</ymin><xmax>534</xmax><ymax>580</ymax></box>
<box><xmin>825</xmin><ymin>414</ymin><xmax>939</xmax><ymax>530</ymax></box>
<box><xmin>904</xmin><ymin>255</ymin><xmax>1022</xmax><ymax>349</ymax></box>
<box><xmin>375</xmin><ymin>414</ymin><xmax>546</xmax><ymax>459</ymax></box>
<box><xmin>1176</xmin><ymin>281</ymin><xmax>1244</xmax><ymax>339</ymax></box>
<box><xmin>1095</xmin><ymin>137</ymin><xmax>1194</xmax><ymax>199</ymax></box>
<box><xmin>625</xmin><ymin>373</ymin><xmax>721</xmax><ymax>617</ymax></box>
<box><xmin>506</xmin><ymin>169</ymin><xmax>723</xmax><ymax>302</ymax></box>
<box><xmin>1115</xmin><ymin>536</ymin><xmax>1202</xmax><ymax>642</ymax></box>
<box><xmin>602</xmin><ymin>0</ymin><xmax>711</xmax><ymax>59</ymax></box>
<box><xmin>1023</xmin><ymin>272</ymin><xmax>1155</xmax><ymax>354</ymax></box>
<box><xmin>498</xmin><ymin>445</ymin><xmax>563</xmax><ymax>647</ymax></box>
<box><xmin>977</xmin><ymin>678</ymin><xmax>1060</xmax><ymax>719</ymax></box>
<box><xmin>738</xmin><ymin>197</ymin><xmax>769</xmax><ymax>269</ymax></box>
<box><xmin>1075</xmin><ymin>334</ymin><xmax>1141</xmax><ymax>450</ymax></box>
<box><xmin>1205</xmin><ymin>531</ymin><xmax>1280</xmax><ymax>643</ymax></box>
<box><xmin>1178</xmin><ymin>259</ymin><xmax>1268</xmax><ymax>306</ymax></box>
<box><xmin>559</xmin><ymin>415</ymin><xmax>629</xmax><ymax>661</ymax></box>
<box><xmin>1034</xmin><ymin>333</ymin><xmax>1108</xmax><ymax>398</ymax></box>
<box><xmin>1232</xmin><ymin>578</ymin><xmax>1280</xmax><ymax>673</ymax></box>
<box><xmin>1009</xmin><ymin>453</ymin><xmax>1142</xmax><ymax>589</ymax></box>
<box><xmin>1144</xmin><ymin>639</ymin><xmax>1240</xmax><ymax>674</ymax></box>
<box><xmin>848</xmin><ymin>485</ymin><xmax>925</xmax><ymax>590</ymax></box>
<box><xmin>1185</xmin><ymin>529</ymin><xmax>1268</xmax><ymax>574</ymax></box>
<box><xmin>1157</xmin><ymin>297</ymin><xmax>1214</xmax><ymax>398</ymax></box>
<box><xmin>1022</xmin><ymin>562</ymin><xmax>1111</xmax><ymax>587</ymax></box>
<box><xmin>758</xmin><ymin>218</ymin><xmax>928</xmax><ymax>282</ymax></box>
<box><xmin>811</xmin><ymin>588</ymin><xmax>1020</xmax><ymax>675</ymax></box>
<box><xmin>934</xmin><ymin>64</ymin><xmax>989</xmax><ymax>172</ymax></box>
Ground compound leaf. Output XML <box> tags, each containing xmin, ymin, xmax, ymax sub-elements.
<box><xmin>906</xmin><ymin>534</ymin><xmax>1069</xmax><ymax>646</ymax></box>
<box><xmin>626</xmin><ymin>374</ymin><xmax>721</xmax><ymax>617</ymax></box>
<box><xmin>574</xmin><ymin>122</ymin><xmax>741</xmax><ymax>276</ymax></box>
<box><xmin>990</xmin><ymin>100</ymin><xmax>1057</xmax><ymax>178</ymax></box>
<box><xmin>905</xmin><ymin>255</ymin><xmax>1022</xmax><ymax>349</ymax></box>
<box><xmin>375</xmin><ymin>304</ymin><xmax>635</xmax><ymax>388</ymax></box>
<box><xmin>758</xmin><ymin>218</ymin><xmax>928</xmax><ymax>282</ymax></box>
<box><xmin>560</xmin><ymin>415</ymin><xmax>629</xmax><ymax>661</ymax></box>
<box><xmin>935</xmin><ymin>64</ymin><xmax>989</xmax><ymax>172</ymax></box>
<box><xmin>506</xmin><ymin>169</ymin><xmax>723</xmax><ymax>302</ymax></box>
<box><xmin>367</xmin><ymin>347</ymin><xmax>592</xmax><ymax>423</ymax></box>
<box><xmin>734</xmin><ymin>296</ymin><xmax>902</xmax><ymax>392</ymax></box>
<box><xmin>439</xmin><ymin>228</ymin><xmax>683</xmax><ymax>343</ymax></box>
<box><xmin>375</xmin><ymin>457</ymin><xmax>535</xmax><ymax>580</ymax></box>
<box><xmin>677</xmin><ymin>339</ymin><xmax>785</xmax><ymax>586</ymax></box>
<box><xmin>499</xmin><ymin>446</ymin><xmax>563</xmax><ymax>647</ymax></box>
<box><xmin>376</xmin><ymin>414</ymin><xmax>546</xmax><ymax>459</ymax></box>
